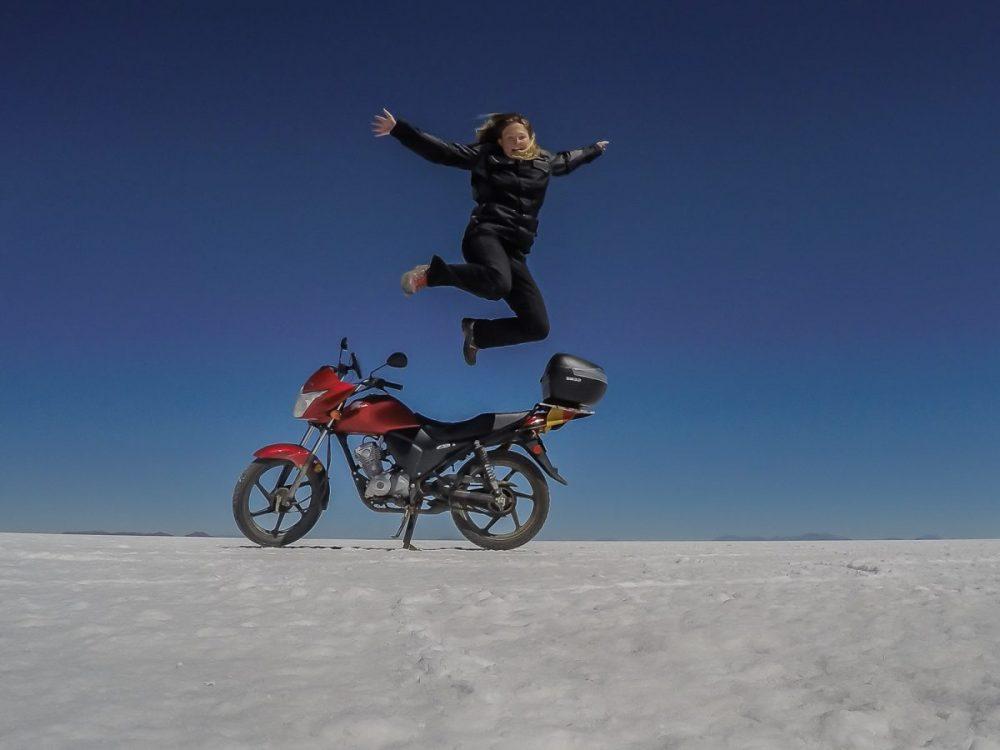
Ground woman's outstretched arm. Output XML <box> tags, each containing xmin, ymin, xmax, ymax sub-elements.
<box><xmin>550</xmin><ymin>140</ymin><xmax>610</xmax><ymax>177</ymax></box>
<box><xmin>372</xmin><ymin>108</ymin><xmax>483</xmax><ymax>169</ymax></box>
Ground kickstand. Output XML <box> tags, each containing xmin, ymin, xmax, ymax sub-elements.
<box><xmin>391</xmin><ymin>509</ymin><xmax>410</xmax><ymax>539</ymax></box>
<box><xmin>393</xmin><ymin>504</ymin><xmax>419</xmax><ymax>550</ymax></box>
<box><xmin>401</xmin><ymin>510</ymin><xmax>419</xmax><ymax>550</ymax></box>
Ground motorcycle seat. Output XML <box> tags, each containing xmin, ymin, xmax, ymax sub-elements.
<box><xmin>415</xmin><ymin>411</ymin><xmax>529</xmax><ymax>443</ymax></box>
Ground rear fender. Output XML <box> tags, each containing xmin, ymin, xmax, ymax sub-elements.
<box><xmin>519</xmin><ymin>437</ymin><xmax>568</xmax><ymax>485</ymax></box>
<box><xmin>252</xmin><ymin>443</ymin><xmax>331</xmax><ymax>509</ymax></box>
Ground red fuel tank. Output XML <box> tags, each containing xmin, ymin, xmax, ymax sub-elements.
<box><xmin>334</xmin><ymin>395</ymin><xmax>420</xmax><ymax>435</ymax></box>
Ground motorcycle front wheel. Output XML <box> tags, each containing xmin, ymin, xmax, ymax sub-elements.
<box><xmin>450</xmin><ymin>449</ymin><xmax>550</xmax><ymax>551</ymax></box>
<box><xmin>232</xmin><ymin>458</ymin><xmax>325</xmax><ymax>546</ymax></box>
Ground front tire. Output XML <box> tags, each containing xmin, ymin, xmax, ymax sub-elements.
<box><xmin>450</xmin><ymin>449</ymin><xmax>549</xmax><ymax>550</ymax></box>
<box><xmin>233</xmin><ymin>458</ymin><xmax>326</xmax><ymax>547</ymax></box>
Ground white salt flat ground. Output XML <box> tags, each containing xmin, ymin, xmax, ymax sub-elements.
<box><xmin>3</xmin><ymin>533</ymin><xmax>1000</xmax><ymax>750</ymax></box>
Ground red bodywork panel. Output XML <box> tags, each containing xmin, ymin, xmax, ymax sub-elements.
<box><xmin>300</xmin><ymin>366</ymin><xmax>357</xmax><ymax>422</ymax></box>
<box><xmin>334</xmin><ymin>395</ymin><xmax>420</xmax><ymax>436</ymax></box>
<box><xmin>254</xmin><ymin>443</ymin><xmax>313</xmax><ymax>468</ymax></box>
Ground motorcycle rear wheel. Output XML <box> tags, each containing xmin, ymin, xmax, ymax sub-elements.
<box><xmin>232</xmin><ymin>458</ymin><xmax>325</xmax><ymax>547</ymax></box>
<box><xmin>450</xmin><ymin>449</ymin><xmax>549</xmax><ymax>550</ymax></box>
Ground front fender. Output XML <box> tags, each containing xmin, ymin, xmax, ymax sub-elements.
<box><xmin>254</xmin><ymin>443</ymin><xmax>312</xmax><ymax>467</ymax></box>
<box><xmin>252</xmin><ymin>443</ymin><xmax>331</xmax><ymax>509</ymax></box>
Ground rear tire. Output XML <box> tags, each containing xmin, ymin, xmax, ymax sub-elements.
<box><xmin>450</xmin><ymin>449</ymin><xmax>549</xmax><ymax>550</ymax></box>
<box><xmin>233</xmin><ymin>458</ymin><xmax>325</xmax><ymax>547</ymax></box>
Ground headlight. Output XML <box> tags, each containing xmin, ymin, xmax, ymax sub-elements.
<box><xmin>292</xmin><ymin>390</ymin><xmax>326</xmax><ymax>418</ymax></box>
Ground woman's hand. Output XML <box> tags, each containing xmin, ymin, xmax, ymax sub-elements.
<box><xmin>596</xmin><ymin>140</ymin><xmax>610</xmax><ymax>152</ymax></box>
<box><xmin>372</xmin><ymin>108</ymin><xmax>397</xmax><ymax>137</ymax></box>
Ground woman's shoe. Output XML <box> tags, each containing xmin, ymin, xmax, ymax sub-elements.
<box><xmin>461</xmin><ymin>318</ymin><xmax>478</xmax><ymax>366</ymax></box>
<box><xmin>400</xmin><ymin>264</ymin><xmax>430</xmax><ymax>296</ymax></box>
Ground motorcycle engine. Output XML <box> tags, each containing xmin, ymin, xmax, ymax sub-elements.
<box><xmin>354</xmin><ymin>441</ymin><xmax>384</xmax><ymax>478</ymax></box>
<box><xmin>364</xmin><ymin>469</ymin><xmax>410</xmax><ymax>499</ymax></box>
<box><xmin>355</xmin><ymin>440</ymin><xmax>410</xmax><ymax>499</ymax></box>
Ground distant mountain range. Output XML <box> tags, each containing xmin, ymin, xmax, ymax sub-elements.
<box><xmin>712</xmin><ymin>532</ymin><xmax>946</xmax><ymax>541</ymax></box>
<box><xmin>62</xmin><ymin>531</ymin><xmax>216</xmax><ymax>537</ymax></box>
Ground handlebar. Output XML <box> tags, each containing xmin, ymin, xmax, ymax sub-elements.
<box><xmin>361</xmin><ymin>377</ymin><xmax>403</xmax><ymax>391</ymax></box>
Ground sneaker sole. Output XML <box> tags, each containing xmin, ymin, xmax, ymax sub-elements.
<box><xmin>462</xmin><ymin>319</ymin><xmax>478</xmax><ymax>365</ymax></box>
<box><xmin>401</xmin><ymin>265</ymin><xmax>430</xmax><ymax>297</ymax></box>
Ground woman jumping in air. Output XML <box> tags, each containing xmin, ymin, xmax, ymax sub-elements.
<box><xmin>372</xmin><ymin>108</ymin><xmax>609</xmax><ymax>365</ymax></box>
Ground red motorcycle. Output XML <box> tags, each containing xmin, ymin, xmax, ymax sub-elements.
<box><xmin>233</xmin><ymin>339</ymin><xmax>607</xmax><ymax>550</ymax></box>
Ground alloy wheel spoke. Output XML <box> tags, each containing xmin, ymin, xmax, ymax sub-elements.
<box><xmin>272</xmin><ymin>465</ymin><xmax>293</xmax><ymax>494</ymax></box>
<box><xmin>467</xmin><ymin>509</ymin><xmax>493</xmax><ymax>524</ymax></box>
<box><xmin>271</xmin><ymin>510</ymin><xmax>286</xmax><ymax>535</ymax></box>
<box><xmin>250</xmin><ymin>507</ymin><xmax>273</xmax><ymax>518</ymax></box>
<box><xmin>511</xmin><ymin>506</ymin><xmax>521</xmax><ymax>529</ymax></box>
<box><xmin>511</xmin><ymin>491</ymin><xmax>533</xmax><ymax>499</ymax></box>
<box><xmin>482</xmin><ymin>514</ymin><xmax>501</xmax><ymax>533</ymax></box>
<box><xmin>501</xmin><ymin>468</ymin><xmax>516</xmax><ymax>482</ymax></box>
<box><xmin>254</xmin><ymin>480</ymin><xmax>273</xmax><ymax>502</ymax></box>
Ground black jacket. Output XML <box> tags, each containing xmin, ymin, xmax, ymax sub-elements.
<box><xmin>390</xmin><ymin>118</ymin><xmax>603</xmax><ymax>251</ymax></box>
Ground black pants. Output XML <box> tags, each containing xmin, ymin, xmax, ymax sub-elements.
<box><xmin>426</xmin><ymin>227</ymin><xmax>550</xmax><ymax>349</ymax></box>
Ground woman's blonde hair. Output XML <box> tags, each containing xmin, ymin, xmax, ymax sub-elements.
<box><xmin>474</xmin><ymin>112</ymin><xmax>541</xmax><ymax>160</ymax></box>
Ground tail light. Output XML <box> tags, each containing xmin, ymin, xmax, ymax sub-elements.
<box><xmin>527</xmin><ymin>404</ymin><xmax>593</xmax><ymax>433</ymax></box>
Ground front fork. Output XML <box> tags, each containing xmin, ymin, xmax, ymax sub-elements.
<box><xmin>286</xmin><ymin>421</ymin><xmax>334</xmax><ymax>502</ymax></box>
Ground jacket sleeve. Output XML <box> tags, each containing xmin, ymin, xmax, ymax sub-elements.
<box><xmin>390</xmin><ymin>118</ymin><xmax>483</xmax><ymax>170</ymax></box>
<box><xmin>550</xmin><ymin>143</ymin><xmax>603</xmax><ymax>177</ymax></box>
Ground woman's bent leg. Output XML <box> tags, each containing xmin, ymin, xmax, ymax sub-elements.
<box><xmin>471</xmin><ymin>255</ymin><xmax>550</xmax><ymax>349</ymax></box>
<box><xmin>426</xmin><ymin>231</ymin><xmax>512</xmax><ymax>301</ymax></box>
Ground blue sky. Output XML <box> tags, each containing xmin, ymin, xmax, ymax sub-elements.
<box><xmin>2</xmin><ymin>1</ymin><xmax>998</xmax><ymax>539</ymax></box>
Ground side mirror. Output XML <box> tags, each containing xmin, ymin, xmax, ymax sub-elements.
<box><xmin>386</xmin><ymin>352</ymin><xmax>408</xmax><ymax>369</ymax></box>
<box><xmin>350</xmin><ymin>352</ymin><xmax>363</xmax><ymax>379</ymax></box>
<box><xmin>336</xmin><ymin>337</ymin><xmax>350</xmax><ymax>375</ymax></box>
